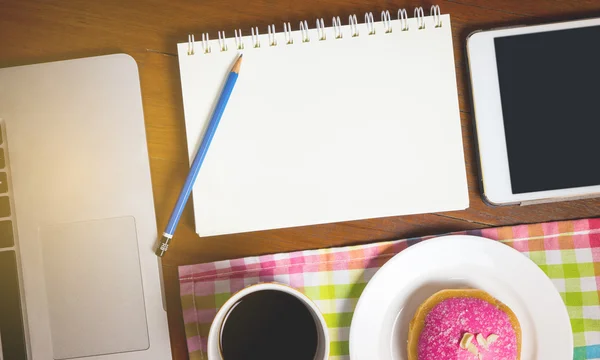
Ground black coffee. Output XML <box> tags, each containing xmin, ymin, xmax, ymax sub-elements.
<box><xmin>220</xmin><ymin>290</ymin><xmax>318</xmax><ymax>360</ymax></box>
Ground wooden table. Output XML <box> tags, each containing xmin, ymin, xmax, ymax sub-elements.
<box><xmin>2</xmin><ymin>0</ymin><xmax>600</xmax><ymax>358</ymax></box>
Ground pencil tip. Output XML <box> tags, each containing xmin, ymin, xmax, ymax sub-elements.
<box><xmin>232</xmin><ymin>54</ymin><xmax>243</xmax><ymax>73</ymax></box>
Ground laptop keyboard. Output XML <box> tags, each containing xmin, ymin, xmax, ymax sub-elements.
<box><xmin>0</xmin><ymin>124</ymin><xmax>28</xmax><ymax>360</ymax></box>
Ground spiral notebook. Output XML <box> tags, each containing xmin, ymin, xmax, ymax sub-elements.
<box><xmin>177</xmin><ymin>6</ymin><xmax>469</xmax><ymax>237</ymax></box>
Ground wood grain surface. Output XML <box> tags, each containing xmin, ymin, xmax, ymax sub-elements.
<box><xmin>1</xmin><ymin>1</ymin><xmax>600</xmax><ymax>358</ymax></box>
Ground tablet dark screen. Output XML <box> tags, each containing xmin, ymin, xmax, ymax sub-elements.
<box><xmin>495</xmin><ymin>25</ymin><xmax>600</xmax><ymax>194</ymax></box>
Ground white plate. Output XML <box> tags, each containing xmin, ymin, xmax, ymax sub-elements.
<box><xmin>349</xmin><ymin>235</ymin><xmax>572</xmax><ymax>360</ymax></box>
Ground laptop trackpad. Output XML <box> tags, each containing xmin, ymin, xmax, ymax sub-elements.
<box><xmin>40</xmin><ymin>217</ymin><xmax>149</xmax><ymax>360</ymax></box>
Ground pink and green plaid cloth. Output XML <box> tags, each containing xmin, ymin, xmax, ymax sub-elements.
<box><xmin>179</xmin><ymin>218</ymin><xmax>600</xmax><ymax>360</ymax></box>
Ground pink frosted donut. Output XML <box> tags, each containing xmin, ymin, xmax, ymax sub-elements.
<box><xmin>407</xmin><ymin>289</ymin><xmax>521</xmax><ymax>360</ymax></box>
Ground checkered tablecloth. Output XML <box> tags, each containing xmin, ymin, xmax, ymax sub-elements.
<box><xmin>179</xmin><ymin>218</ymin><xmax>600</xmax><ymax>360</ymax></box>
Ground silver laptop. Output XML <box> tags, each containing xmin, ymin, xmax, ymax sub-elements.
<box><xmin>0</xmin><ymin>54</ymin><xmax>171</xmax><ymax>359</ymax></box>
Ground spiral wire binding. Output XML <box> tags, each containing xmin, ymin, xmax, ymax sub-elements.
<box><xmin>251</xmin><ymin>27</ymin><xmax>261</xmax><ymax>48</ymax></box>
<box><xmin>187</xmin><ymin>34</ymin><xmax>195</xmax><ymax>55</ymax></box>
<box><xmin>218</xmin><ymin>31</ymin><xmax>228</xmax><ymax>51</ymax></box>
<box><xmin>186</xmin><ymin>6</ymin><xmax>444</xmax><ymax>55</ymax></box>
<box><xmin>316</xmin><ymin>18</ymin><xmax>326</xmax><ymax>40</ymax></box>
<box><xmin>234</xmin><ymin>29</ymin><xmax>244</xmax><ymax>50</ymax></box>
<box><xmin>300</xmin><ymin>20</ymin><xmax>310</xmax><ymax>42</ymax></box>
<box><xmin>365</xmin><ymin>12</ymin><xmax>376</xmax><ymax>35</ymax></box>
<box><xmin>398</xmin><ymin>9</ymin><xmax>409</xmax><ymax>31</ymax></box>
<box><xmin>201</xmin><ymin>33</ymin><xmax>211</xmax><ymax>53</ymax></box>
<box><xmin>414</xmin><ymin>7</ymin><xmax>425</xmax><ymax>30</ymax></box>
<box><xmin>381</xmin><ymin>10</ymin><xmax>392</xmax><ymax>33</ymax></box>
<box><xmin>283</xmin><ymin>22</ymin><xmax>294</xmax><ymax>44</ymax></box>
<box><xmin>332</xmin><ymin>16</ymin><xmax>343</xmax><ymax>39</ymax></box>
<box><xmin>268</xmin><ymin>24</ymin><xmax>278</xmax><ymax>46</ymax></box>
<box><xmin>430</xmin><ymin>5</ymin><xmax>442</xmax><ymax>28</ymax></box>
<box><xmin>349</xmin><ymin>14</ymin><xmax>359</xmax><ymax>37</ymax></box>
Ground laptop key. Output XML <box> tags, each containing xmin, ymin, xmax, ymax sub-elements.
<box><xmin>0</xmin><ymin>172</ymin><xmax>7</xmax><ymax>193</ymax></box>
<box><xmin>0</xmin><ymin>251</ymin><xmax>27</xmax><ymax>360</ymax></box>
<box><xmin>0</xmin><ymin>197</ymin><xmax>9</xmax><ymax>218</ymax></box>
<box><xmin>0</xmin><ymin>221</ymin><xmax>13</xmax><ymax>248</ymax></box>
<box><xmin>0</xmin><ymin>149</ymin><xmax>4</xmax><ymax>169</ymax></box>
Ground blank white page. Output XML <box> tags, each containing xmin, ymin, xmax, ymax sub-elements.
<box><xmin>177</xmin><ymin>13</ymin><xmax>468</xmax><ymax>236</ymax></box>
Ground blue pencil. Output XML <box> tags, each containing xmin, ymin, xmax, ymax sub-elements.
<box><xmin>156</xmin><ymin>54</ymin><xmax>243</xmax><ymax>257</ymax></box>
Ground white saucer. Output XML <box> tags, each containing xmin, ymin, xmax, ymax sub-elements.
<box><xmin>349</xmin><ymin>235</ymin><xmax>572</xmax><ymax>360</ymax></box>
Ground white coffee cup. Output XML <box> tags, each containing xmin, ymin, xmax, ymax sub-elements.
<box><xmin>207</xmin><ymin>282</ymin><xmax>330</xmax><ymax>360</ymax></box>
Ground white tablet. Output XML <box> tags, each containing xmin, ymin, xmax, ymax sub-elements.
<box><xmin>466</xmin><ymin>18</ymin><xmax>600</xmax><ymax>206</ymax></box>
